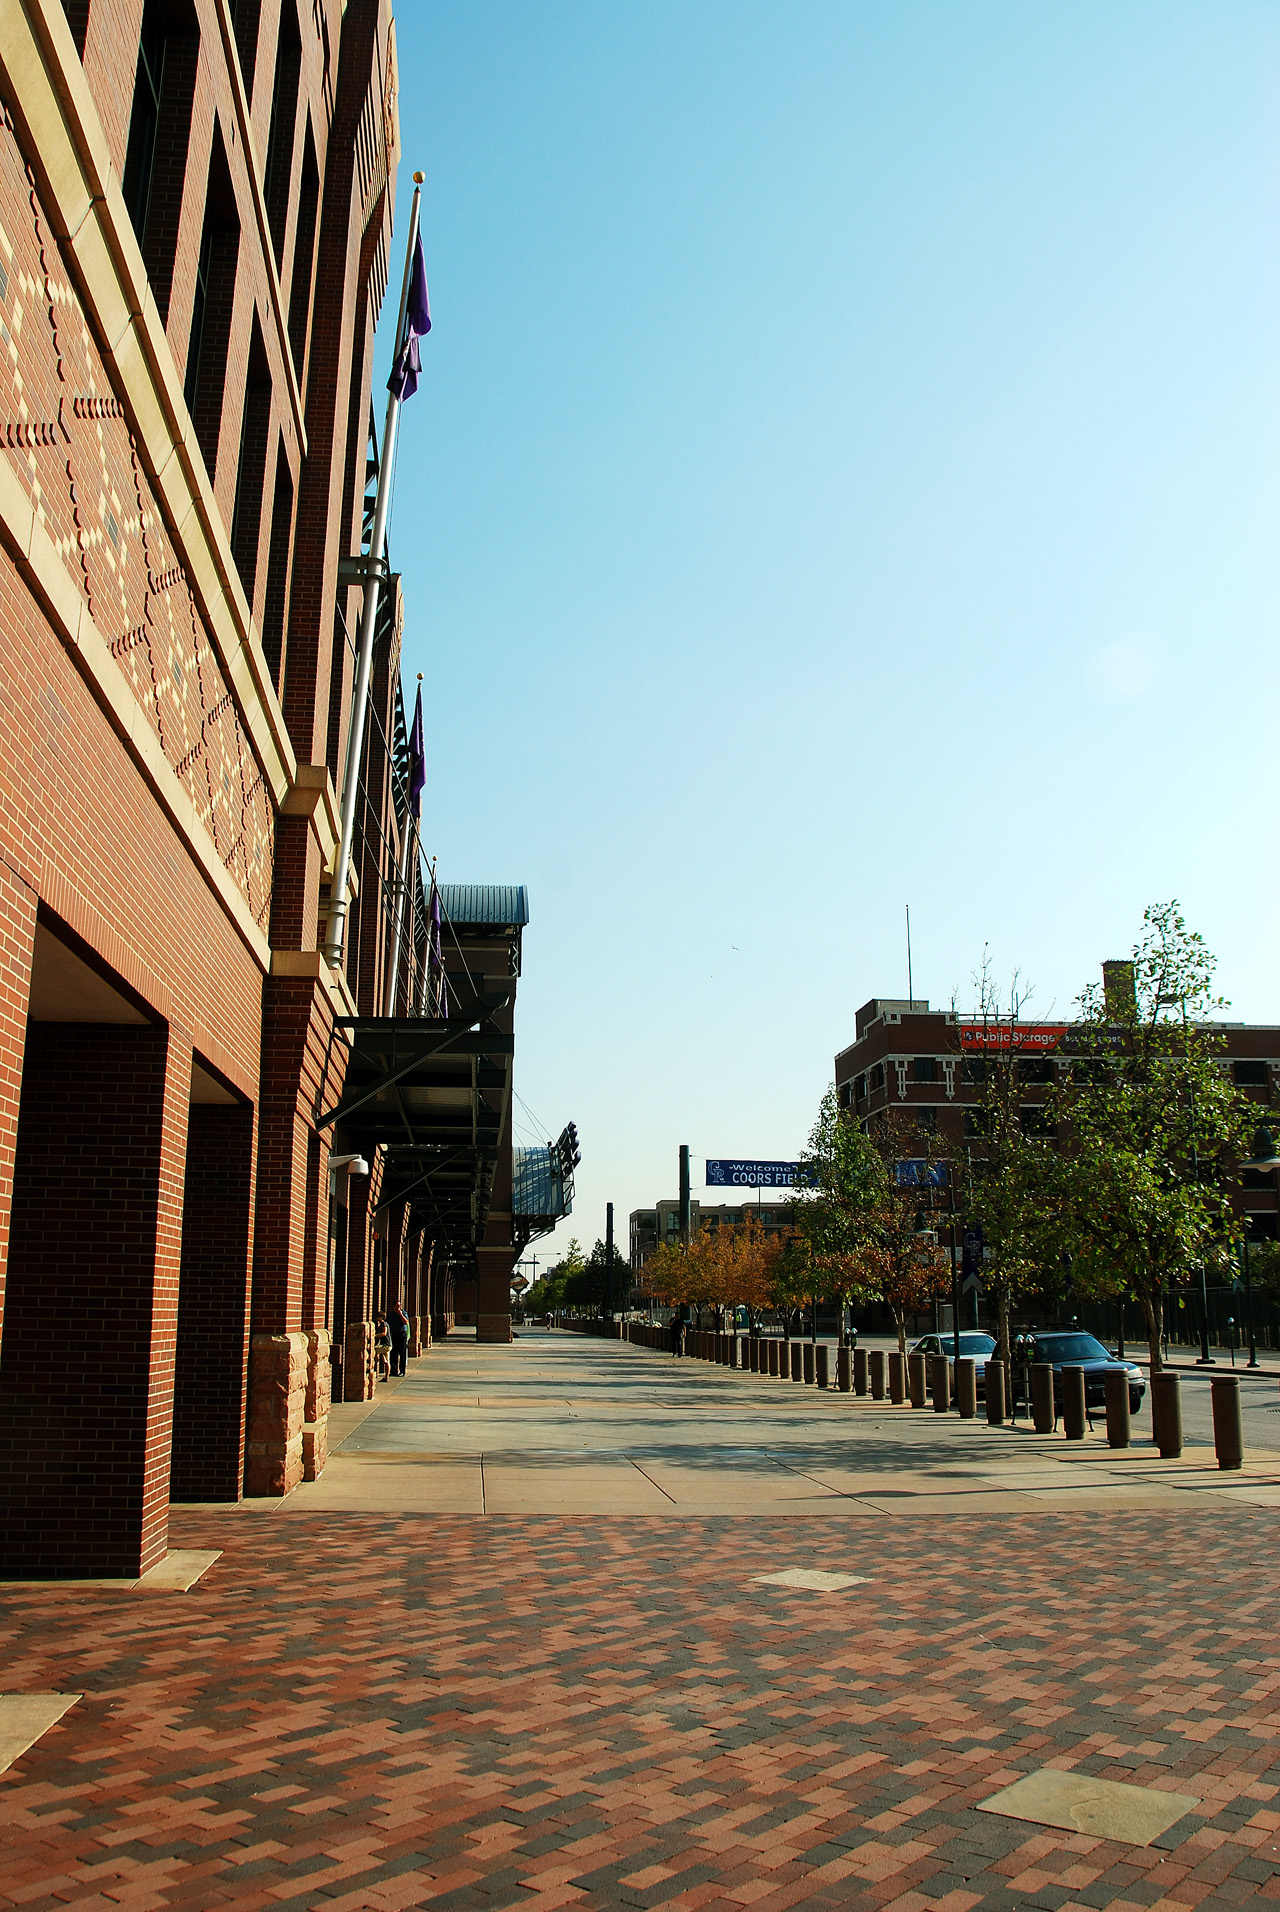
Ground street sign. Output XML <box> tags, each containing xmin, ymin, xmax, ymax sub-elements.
<box><xmin>895</xmin><ymin>1159</ymin><xmax>948</xmax><ymax>1187</ymax></box>
<box><xmin>510</xmin><ymin>1274</ymin><xmax>529</xmax><ymax>1292</ymax></box>
<box><xmin>705</xmin><ymin>1159</ymin><xmax>803</xmax><ymax>1188</ymax></box>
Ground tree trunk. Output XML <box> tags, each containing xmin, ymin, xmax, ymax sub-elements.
<box><xmin>1140</xmin><ymin>1287</ymin><xmax>1162</xmax><ymax>1376</ymax></box>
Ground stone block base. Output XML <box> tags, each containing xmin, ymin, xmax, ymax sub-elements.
<box><xmin>477</xmin><ymin>1313</ymin><xmax>513</xmax><ymax>1343</ymax></box>
<box><xmin>245</xmin><ymin>1332</ymin><xmax>308</xmax><ymax>1497</ymax></box>
<box><xmin>302</xmin><ymin>1422</ymin><xmax>327</xmax><ymax>1480</ymax></box>
<box><xmin>343</xmin><ymin>1319</ymin><xmax>375</xmax><ymax>1400</ymax></box>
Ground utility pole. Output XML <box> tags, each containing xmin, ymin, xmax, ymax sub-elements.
<box><xmin>679</xmin><ymin>1145</ymin><xmax>691</xmax><ymax>1246</ymax></box>
<box><xmin>605</xmin><ymin>1202</ymin><xmax>615</xmax><ymax>1320</ymax></box>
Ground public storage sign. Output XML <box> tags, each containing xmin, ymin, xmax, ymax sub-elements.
<box><xmin>706</xmin><ymin>1159</ymin><xmax>804</xmax><ymax>1188</ymax></box>
<box><xmin>959</xmin><ymin>1023</ymin><xmax>1066</xmax><ymax>1052</ymax></box>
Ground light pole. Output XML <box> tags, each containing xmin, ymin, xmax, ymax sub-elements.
<box><xmin>1237</xmin><ymin>1123</ymin><xmax>1280</xmax><ymax>1369</ymax></box>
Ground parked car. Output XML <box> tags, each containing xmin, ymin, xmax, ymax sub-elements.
<box><xmin>909</xmin><ymin>1330</ymin><xmax>997</xmax><ymax>1397</ymax></box>
<box><xmin>1011</xmin><ymin>1330</ymin><xmax>1145</xmax><ymax>1414</ymax></box>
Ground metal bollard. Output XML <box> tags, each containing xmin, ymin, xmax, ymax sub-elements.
<box><xmin>854</xmin><ymin>1347</ymin><xmax>869</xmax><ymax>1396</ymax></box>
<box><xmin>836</xmin><ymin>1346</ymin><xmax>851</xmax><ymax>1392</ymax></box>
<box><xmin>1151</xmin><ymin>1371</ymin><xmax>1182</xmax><ymax>1458</ymax></box>
<box><xmin>956</xmin><ymin>1357</ymin><xmax>978</xmax><ymax>1419</ymax></box>
<box><xmin>816</xmin><ymin>1344</ymin><xmax>830</xmax><ymax>1389</ymax></box>
<box><xmin>869</xmin><ymin>1349</ymin><xmax>887</xmax><ymax>1399</ymax></box>
<box><xmin>889</xmin><ymin>1351</ymin><xmax>906</xmax><ymax>1403</ymax></box>
<box><xmin>1211</xmin><ymin>1373</ymin><xmax>1244</xmax><ymax>1471</ymax></box>
<box><xmin>769</xmin><ymin>1339</ymin><xmax>781</xmax><ymax>1377</ymax></box>
<box><xmin>720</xmin><ymin>1335</ymin><xmax>730</xmax><ymax>1365</ymax></box>
<box><xmin>908</xmin><ymin>1351</ymin><xmax>927</xmax><ymax>1409</ymax></box>
<box><xmin>729</xmin><ymin>1335</ymin><xmax>739</xmax><ymax>1369</ymax></box>
<box><xmin>1031</xmin><ymin>1362</ymin><xmax>1055</xmax><ymax>1433</ymax></box>
<box><xmin>790</xmin><ymin>1341</ymin><xmax>804</xmax><ymax>1382</ymax></box>
<box><xmin>1061</xmin><ymin>1364</ymin><xmax>1086</xmax><ymax>1440</ymax></box>
<box><xmin>803</xmin><ymin>1342</ymin><xmax>815</xmax><ymax>1385</ymax></box>
<box><xmin>985</xmin><ymin>1359</ymin><xmax>1005</xmax><ymax>1424</ymax></box>
<box><xmin>749</xmin><ymin>1338</ymin><xmax>759</xmax><ymax>1373</ymax></box>
<box><xmin>1104</xmin><ymin>1368</ymin><xmax>1130</xmax><ymax>1448</ymax></box>
<box><xmin>932</xmin><ymin>1353</ymin><xmax>950</xmax><ymax>1413</ymax></box>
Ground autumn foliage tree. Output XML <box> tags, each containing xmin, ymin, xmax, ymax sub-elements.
<box><xmin>792</xmin><ymin>1090</ymin><xmax>950</xmax><ymax>1352</ymax></box>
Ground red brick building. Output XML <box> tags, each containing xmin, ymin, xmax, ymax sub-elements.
<box><xmin>0</xmin><ymin>0</ymin><xmax>540</xmax><ymax>1577</ymax></box>
<box><xmin>834</xmin><ymin>990</ymin><xmax>1280</xmax><ymax>1239</ymax></box>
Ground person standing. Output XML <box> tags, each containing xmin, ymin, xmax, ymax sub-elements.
<box><xmin>389</xmin><ymin>1302</ymin><xmax>410</xmax><ymax>1377</ymax></box>
<box><xmin>669</xmin><ymin>1309</ymin><xmax>686</xmax><ymax>1357</ymax></box>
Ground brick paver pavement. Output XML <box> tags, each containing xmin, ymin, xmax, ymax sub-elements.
<box><xmin>4</xmin><ymin>1504</ymin><xmax>1280</xmax><ymax>1910</ymax></box>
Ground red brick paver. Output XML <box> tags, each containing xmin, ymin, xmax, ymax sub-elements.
<box><xmin>2</xmin><ymin>1509</ymin><xmax>1280</xmax><ymax>1908</ymax></box>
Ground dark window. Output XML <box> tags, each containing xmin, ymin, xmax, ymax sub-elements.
<box><xmin>913</xmin><ymin>1057</ymin><xmax>936</xmax><ymax>1083</ymax></box>
<box><xmin>229</xmin><ymin>0</ymin><xmax>263</xmax><ymax>103</ymax></box>
<box><xmin>837</xmin><ymin>1081</ymin><xmax>851</xmax><ymax>1111</ymax></box>
<box><xmin>1243</xmin><ymin>1169</ymin><xmax>1273</xmax><ymax>1191</ymax></box>
<box><xmin>1016</xmin><ymin>1056</ymin><xmax>1053</xmax><ymax>1085</ymax></box>
<box><xmin>184</xmin><ymin>127</ymin><xmax>240</xmax><ymax>480</ymax></box>
<box><xmin>61</xmin><ymin>0</ymin><xmax>91</xmax><ymax>56</ymax></box>
<box><xmin>917</xmin><ymin>1106</ymin><xmax>937</xmax><ymax>1133</ymax></box>
<box><xmin>1248</xmin><ymin>1213</ymin><xmax>1278</xmax><ymax>1241</ymax></box>
<box><xmin>964</xmin><ymin>1108</ymin><xmax>988</xmax><ymax>1138</ymax></box>
<box><xmin>263</xmin><ymin>3</ymin><xmax>302</xmax><ymax>270</ymax></box>
<box><xmin>961</xmin><ymin>1056</ymin><xmax>988</xmax><ymax>1085</ymax></box>
<box><xmin>1235</xmin><ymin>1060</ymin><xmax>1269</xmax><ymax>1088</ymax></box>
<box><xmin>260</xmin><ymin>444</ymin><xmax>294</xmax><ymax>690</ymax></box>
<box><xmin>1021</xmin><ymin>1104</ymin><xmax>1055</xmax><ymax>1137</ymax></box>
<box><xmin>122</xmin><ymin>2</ymin><xmax>167</xmax><ymax>245</ymax></box>
<box><xmin>122</xmin><ymin>0</ymin><xmax>198</xmax><ymax>323</ymax></box>
<box><xmin>870</xmin><ymin>1063</ymin><xmax>884</xmax><ymax>1091</ymax></box>
<box><xmin>854</xmin><ymin>1073</ymin><xmax>866</xmax><ymax>1102</ymax></box>
<box><xmin>287</xmin><ymin>120</ymin><xmax>320</xmax><ymax>382</ymax></box>
<box><xmin>230</xmin><ymin>320</ymin><xmax>272</xmax><ymax>603</ymax></box>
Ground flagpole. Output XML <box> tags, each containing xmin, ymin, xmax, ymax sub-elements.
<box><xmin>322</xmin><ymin>171</ymin><xmax>425</xmax><ymax>969</ymax></box>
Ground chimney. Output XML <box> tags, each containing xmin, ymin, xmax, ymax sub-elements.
<box><xmin>1102</xmin><ymin>960</ymin><xmax>1136</xmax><ymax>1020</ymax></box>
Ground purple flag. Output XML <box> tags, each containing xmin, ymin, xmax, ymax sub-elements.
<box><xmin>429</xmin><ymin>883</ymin><xmax>449</xmax><ymax>1020</ymax></box>
<box><xmin>387</xmin><ymin>233</ymin><xmax>431</xmax><ymax>401</ymax></box>
<box><xmin>408</xmin><ymin>684</ymin><xmax>425</xmax><ymax>822</ymax></box>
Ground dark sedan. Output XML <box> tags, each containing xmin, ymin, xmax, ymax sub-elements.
<box><xmin>1013</xmin><ymin>1330</ymin><xmax>1145</xmax><ymax>1414</ymax></box>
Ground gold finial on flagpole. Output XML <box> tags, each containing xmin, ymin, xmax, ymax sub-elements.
<box><xmin>413</xmin><ymin>170</ymin><xmax>425</xmax><ymax>184</ymax></box>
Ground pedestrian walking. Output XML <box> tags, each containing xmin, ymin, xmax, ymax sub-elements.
<box><xmin>389</xmin><ymin>1302</ymin><xmax>409</xmax><ymax>1376</ymax></box>
<box><xmin>374</xmin><ymin>1312</ymin><xmax>391</xmax><ymax>1381</ymax></box>
<box><xmin>669</xmin><ymin>1310</ymin><xmax>686</xmax><ymax>1357</ymax></box>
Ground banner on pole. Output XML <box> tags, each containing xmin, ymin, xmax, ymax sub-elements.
<box><xmin>705</xmin><ymin>1159</ymin><xmax>803</xmax><ymax>1189</ymax></box>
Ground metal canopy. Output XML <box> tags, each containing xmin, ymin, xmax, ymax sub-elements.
<box><xmin>322</xmin><ymin>1013</ymin><xmax>515</xmax><ymax>1263</ymax></box>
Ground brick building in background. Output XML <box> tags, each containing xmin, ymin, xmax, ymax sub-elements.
<box><xmin>834</xmin><ymin>987</ymin><xmax>1280</xmax><ymax>1240</ymax></box>
<box><xmin>0</xmin><ymin>0</ymin><xmax>560</xmax><ymax>1577</ymax></box>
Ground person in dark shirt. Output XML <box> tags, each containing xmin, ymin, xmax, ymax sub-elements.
<box><xmin>388</xmin><ymin>1303</ymin><xmax>409</xmax><ymax>1376</ymax></box>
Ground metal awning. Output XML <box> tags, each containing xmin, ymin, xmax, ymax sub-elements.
<box><xmin>319</xmin><ymin>1009</ymin><xmax>515</xmax><ymax>1262</ymax></box>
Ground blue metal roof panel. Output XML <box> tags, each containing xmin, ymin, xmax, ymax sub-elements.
<box><xmin>437</xmin><ymin>884</ymin><xmax>529</xmax><ymax>929</ymax></box>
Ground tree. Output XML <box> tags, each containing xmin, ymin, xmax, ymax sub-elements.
<box><xmin>791</xmin><ymin>1086</ymin><xmax>883</xmax><ymax>1338</ymax></box>
<box><xmin>529</xmin><ymin>1238</ymin><xmax>585</xmax><ymax>1315</ymax></box>
<box><xmin>1055</xmin><ymin>903</ymin><xmax>1256</xmax><ymax>1374</ymax></box>
<box><xmin>954</xmin><ymin>956</ymin><xmax>1070</xmax><ymax>1370</ymax></box>
<box><xmin>791</xmin><ymin>1088</ymin><xmax>950</xmax><ymax>1353</ymax></box>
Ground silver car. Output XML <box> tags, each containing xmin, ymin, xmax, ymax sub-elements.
<box><xmin>910</xmin><ymin>1330</ymin><xmax>998</xmax><ymax>1397</ymax></box>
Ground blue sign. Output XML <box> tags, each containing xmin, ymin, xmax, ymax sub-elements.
<box><xmin>706</xmin><ymin>1159</ymin><xmax>802</xmax><ymax>1189</ymax></box>
<box><xmin>894</xmin><ymin>1159</ymin><xmax>949</xmax><ymax>1188</ymax></box>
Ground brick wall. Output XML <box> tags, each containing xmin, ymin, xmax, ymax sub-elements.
<box><xmin>171</xmin><ymin>1099</ymin><xmax>255</xmax><ymax>1501</ymax></box>
<box><xmin>0</xmin><ymin>1022</ymin><xmax>189</xmax><ymax>1577</ymax></box>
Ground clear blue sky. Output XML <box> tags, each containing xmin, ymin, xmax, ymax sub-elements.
<box><xmin>379</xmin><ymin>2</ymin><xmax>1280</xmax><ymax>1267</ymax></box>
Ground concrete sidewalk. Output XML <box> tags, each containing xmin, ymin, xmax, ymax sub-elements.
<box><xmin>249</xmin><ymin>1328</ymin><xmax>1280</xmax><ymax>1520</ymax></box>
<box><xmin>4</xmin><ymin>1332</ymin><xmax>1280</xmax><ymax>1910</ymax></box>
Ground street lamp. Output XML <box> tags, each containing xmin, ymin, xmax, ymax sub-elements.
<box><xmin>1237</xmin><ymin>1123</ymin><xmax>1280</xmax><ymax>1370</ymax></box>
